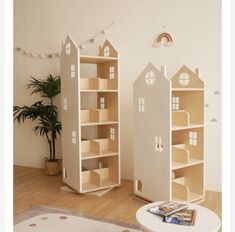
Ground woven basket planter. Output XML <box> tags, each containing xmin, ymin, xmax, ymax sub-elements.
<box><xmin>44</xmin><ymin>158</ymin><xmax>62</xmax><ymax>176</ymax></box>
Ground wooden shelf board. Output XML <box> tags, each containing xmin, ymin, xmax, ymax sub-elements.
<box><xmin>172</xmin><ymin>124</ymin><xmax>204</xmax><ymax>131</ymax></box>
<box><xmin>172</xmin><ymin>192</ymin><xmax>204</xmax><ymax>203</ymax></box>
<box><xmin>81</xmin><ymin>121</ymin><xmax>118</xmax><ymax>126</ymax></box>
<box><xmin>80</xmin><ymin>89</ymin><xmax>118</xmax><ymax>93</ymax></box>
<box><xmin>172</xmin><ymin>88</ymin><xmax>204</xmax><ymax>91</ymax></box>
<box><xmin>172</xmin><ymin>158</ymin><xmax>204</xmax><ymax>170</ymax></box>
<box><xmin>82</xmin><ymin>180</ymin><xmax>119</xmax><ymax>193</ymax></box>
<box><xmin>80</xmin><ymin>55</ymin><xmax>118</xmax><ymax>64</ymax></box>
<box><xmin>81</xmin><ymin>151</ymin><xmax>118</xmax><ymax>160</ymax></box>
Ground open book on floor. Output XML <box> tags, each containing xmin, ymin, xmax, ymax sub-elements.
<box><xmin>147</xmin><ymin>201</ymin><xmax>188</xmax><ymax>217</ymax></box>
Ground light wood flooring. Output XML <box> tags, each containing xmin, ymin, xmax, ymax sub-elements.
<box><xmin>14</xmin><ymin>165</ymin><xmax>222</xmax><ymax>231</ymax></box>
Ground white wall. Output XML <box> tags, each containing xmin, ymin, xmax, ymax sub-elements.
<box><xmin>14</xmin><ymin>0</ymin><xmax>221</xmax><ymax>191</ymax></box>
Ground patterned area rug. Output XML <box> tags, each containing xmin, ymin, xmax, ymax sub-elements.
<box><xmin>14</xmin><ymin>205</ymin><xmax>141</xmax><ymax>232</ymax></box>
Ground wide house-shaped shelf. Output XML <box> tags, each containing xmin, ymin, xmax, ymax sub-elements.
<box><xmin>60</xmin><ymin>35</ymin><xmax>120</xmax><ymax>193</ymax></box>
<box><xmin>134</xmin><ymin>63</ymin><xmax>205</xmax><ymax>203</ymax></box>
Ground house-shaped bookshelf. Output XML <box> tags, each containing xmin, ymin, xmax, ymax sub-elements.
<box><xmin>133</xmin><ymin>63</ymin><xmax>205</xmax><ymax>203</ymax></box>
<box><xmin>60</xmin><ymin>35</ymin><xmax>120</xmax><ymax>193</ymax></box>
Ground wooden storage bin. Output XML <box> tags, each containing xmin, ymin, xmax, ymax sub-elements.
<box><xmin>172</xmin><ymin>110</ymin><xmax>190</xmax><ymax>126</ymax></box>
<box><xmin>81</xmin><ymin>140</ymin><xmax>100</xmax><ymax>157</ymax></box>
<box><xmin>172</xmin><ymin>144</ymin><xmax>190</xmax><ymax>164</ymax></box>
<box><xmin>80</xmin><ymin>78</ymin><xmax>109</xmax><ymax>90</ymax></box>
<box><xmin>93</xmin><ymin>138</ymin><xmax>117</xmax><ymax>155</ymax></box>
<box><xmin>81</xmin><ymin>109</ymin><xmax>109</xmax><ymax>123</ymax></box>
<box><xmin>172</xmin><ymin>144</ymin><xmax>203</xmax><ymax>170</ymax></box>
<box><xmin>172</xmin><ymin>164</ymin><xmax>204</xmax><ymax>202</ymax></box>
<box><xmin>82</xmin><ymin>167</ymin><xmax>113</xmax><ymax>191</ymax></box>
<box><xmin>81</xmin><ymin>138</ymin><xmax>117</xmax><ymax>159</ymax></box>
<box><xmin>91</xmin><ymin>109</ymin><xmax>108</xmax><ymax>122</ymax></box>
<box><xmin>92</xmin><ymin>168</ymin><xmax>109</xmax><ymax>187</ymax></box>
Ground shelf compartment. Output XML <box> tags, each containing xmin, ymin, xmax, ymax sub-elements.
<box><xmin>80</xmin><ymin>78</ymin><xmax>116</xmax><ymax>91</ymax></box>
<box><xmin>172</xmin><ymin>110</ymin><xmax>190</xmax><ymax>127</ymax></box>
<box><xmin>82</xmin><ymin>155</ymin><xmax>119</xmax><ymax>192</ymax></box>
<box><xmin>172</xmin><ymin>144</ymin><xmax>203</xmax><ymax>170</ymax></box>
<box><xmin>172</xmin><ymin>91</ymin><xmax>204</xmax><ymax>125</ymax></box>
<box><xmin>172</xmin><ymin>177</ymin><xmax>203</xmax><ymax>202</ymax></box>
<box><xmin>81</xmin><ymin>109</ymin><xmax>109</xmax><ymax>123</ymax></box>
<box><xmin>81</xmin><ymin>138</ymin><xmax>118</xmax><ymax>160</ymax></box>
<box><xmin>172</xmin><ymin>164</ymin><xmax>204</xmax><ymax>202</ymax></box>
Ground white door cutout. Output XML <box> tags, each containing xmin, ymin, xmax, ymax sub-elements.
<box><xmin>136</xmin><ymin>180</ymin><xmax>142</xmax><ymax>192</ymax></box>
<box><xmin>155</xmin><ymin>136</ymin><xmax>163</xmax><ymax>152</ymax></box>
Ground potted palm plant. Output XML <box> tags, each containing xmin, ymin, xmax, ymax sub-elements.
<box><xmin>14</xmin><ymin>74</ymin><xmax>62</xmax><ymax>175</ymax></box>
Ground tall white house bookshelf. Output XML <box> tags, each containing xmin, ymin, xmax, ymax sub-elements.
<box><xmin>60</xmin><ymin>35</ymin><xmax>120</xmax><ymax>193</ymax></box>
<box><xmin>133</xmin><ymin>63</ymin><xmax>205</xmax><ymax>203</ymax></box>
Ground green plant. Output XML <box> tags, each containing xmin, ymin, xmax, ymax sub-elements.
<box><xmin>13</xmin><ymin>74</ymin><xmax>62</xmax><ymax>162</ymax></box>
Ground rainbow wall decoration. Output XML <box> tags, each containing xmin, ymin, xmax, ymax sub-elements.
<box><xmin>153</xmin><ymin>32</ymin><xmax>174</xmax><ymax>47</ymax></box>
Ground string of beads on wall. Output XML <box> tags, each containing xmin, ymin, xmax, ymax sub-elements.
<box><xmin>14</xmin><ymin>21</ymin><xmax>116</xmax><ymax>59</ymax></box>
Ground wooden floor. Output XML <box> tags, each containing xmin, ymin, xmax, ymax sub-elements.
<box><xmin>14</xmin><ymin>165</ymin><xmax>222</xmax><ymax>230</ymax></box>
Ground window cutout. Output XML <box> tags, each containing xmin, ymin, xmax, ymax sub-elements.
<box><xmin>136</xmin><ymin>180</ymin><xmax>142</xmax><ymax>192</ymax></box>
<box><xmin>145</xmin><ymin>71</ymin><xmax>156</xmax><ymax>85</ymax></box>
<box><xmin>110</xmin><ymin>128</ymin><xmax>115</xmax><ymax>140</ymax></box>
<box><xmin>172</xmin><ymin>97</ymin><xmax>180</xmax><ymax>110</ymax></box>
<box><xmin>63</xmin><ymin>98</ymin><xmax>68</xmax><ymax>111</ymax></box>
<box><xmin>66</xmin><ymin>43</ymin><xmax>71</xmax><ymax>55</ymax></box>
<box><xmin>138</xmin><ymin>98</ymin><xmax>145</xmax><ymax>112</ymax></box>
<box><xmin>109</xmin><ymin>66</ymin><xmax>115</xmax><ymax>79</ymax></box>
<box><xmin>155</xmin><ymin>136</ymin><xmax>163</xmax><ymax>152</ymax></box>
<box><xmin>100</xmin><ymin>97</ymin><xmax>105</xmax><ymax>109</ymax></box>
<box><xmin>179</xmin><ymin>72</ymin><xmax>190</xmax><ymax>86</ymax></box>
<box><xmin>71</xmin><ymin>64</ymin><xmax>76</xmax><ymax>78</ymax></box>
<box><xmin>104</xmin><ymin>46</ymin><xmax>110</xmax><ymax>57</ymax></box>
<box><xmin>72</xmin><ymin>130</ymin><xmax>76</xmax><ymax>144</ymax></box>
<box><xmin>189</xmin><ymin>131</ymin><xmax>197</xmax><ymax>146</ymax></box>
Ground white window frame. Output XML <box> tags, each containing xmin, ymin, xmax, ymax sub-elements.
<box><xmin>100</xmin><ymin>97</ymin><xmax>105</xmax><ymax>109</ymax></box>
<box><xmin>145</xmin><ymin>71</ymin><xmax>156</xmax><ymax>85</ymax></box>
<box><xmin>109</xmin><ymin>66</ymin><xmax>115</xmax><ymax>79</ymax></box>
<box><xmin>138</xmin><ymin>98</ymin><xmax>145</xmax><ymax>112</ymax></box>
<box><xmin>72</xmin><ymin>130</ymin><xmax>76</xmax><ymax>144</ymax></box>
<box><xmin>66</xmin><ymin>43</ymin><xmax>71</xmax><ymax>55</ymax></box>
<box><xmin>179</xmin><ymin>72</ymin><xmax>190</xmax><ymax>86</ymax></box>
<box><xmin>104</xmin><ymin>46</ymin><xmax>110</xmax><ymax>57</ymax></box>
<box><xmin>71</xmin><ymin>64</ymin><xmax>75</xmax><ymax>78</ymax></box>
<box><xmin>172</xmin><ymin>96</ymin><xmax>180</xmax><ymax>110</ymax></box>
<box><xmin>189</xmin><ymin>131</ymin><xmax>197</xmax><ymax>146</ymax></box>
<box><xmin>110</xmin><ymin>128</ymin><xmax>115</xmax><ymax>140</ymax></box>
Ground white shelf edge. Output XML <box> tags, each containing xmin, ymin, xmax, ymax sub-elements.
<box><xmin>81</xmin><ymin>152</ymin><xmax>118</xmax><ymax>160</ymax></box>
<box><xmin>172</xmin><ymin>124</ymin><xmax>204</xmax><ymax>131</ymax></box>
<box><xmin>172</xmin><ymin>159</ymin><xmax>204</xmax><ymax>170</ymax></box>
